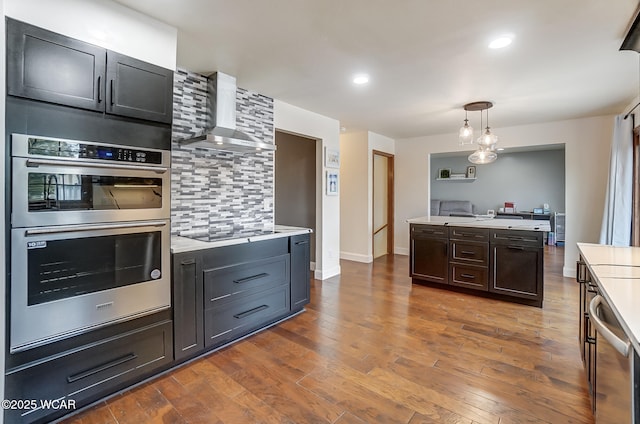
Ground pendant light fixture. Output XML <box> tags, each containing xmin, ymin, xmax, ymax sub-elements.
<box><xmin>459</xmin><ymin>101</ymin><xmax>498</xmax><ymax>164</ymax></box>
<box><xmin>458</xmin><ymin>109</ymin><xmax>474</xmax><ymax>145</ymax></box>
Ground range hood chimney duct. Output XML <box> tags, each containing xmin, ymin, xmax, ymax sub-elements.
<box><xmin>178</xmin><ymin>72</ymin><xmax>276</xmax><ymax>152</ymax></box>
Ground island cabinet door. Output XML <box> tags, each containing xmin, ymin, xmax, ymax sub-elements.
<box><xmin>410</xmin><ymin>225</ymin><xmax>449</xmax><ymax>284</ymax></box>
<box><xmin>489</xmin><ymin>244</ymin><xmax>543</xmax><ymax>303</ymax></box>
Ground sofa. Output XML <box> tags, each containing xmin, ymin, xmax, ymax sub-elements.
<box><xmin>430</xmin><ymin>199</ymin><xmax>475</xmax><ymax>216</ymax></box>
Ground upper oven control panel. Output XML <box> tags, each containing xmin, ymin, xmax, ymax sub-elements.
<box><xmin>11</xmin><ymin>134</ymin><xmax>169</xmax><ymax>166</ymax></box>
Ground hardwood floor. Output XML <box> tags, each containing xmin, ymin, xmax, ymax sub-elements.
<box><xmin>62</xmin><ymin>246</ymin><xmax>593</xmax><ymax>424</ymax></box>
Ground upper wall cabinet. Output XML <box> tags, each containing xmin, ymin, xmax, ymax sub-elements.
<box><xmin>6</xmin><ymin>18</ymin><xmax>173</xmax><ymax>124</ymax></box>
<box><xmin>106</xmin><ymin>51</ymin><xmax>174</xmax><ymax>124</ymax></box>
<box><xmin>6</xmin><ymin>18</ymin><xmax>105</xmax><ymax>112</ymax></box>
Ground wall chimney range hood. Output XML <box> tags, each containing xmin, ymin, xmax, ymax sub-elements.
<box><xmin>178</xmin><ymin>72</ymin><xmax>276</xmax><ymax>153</ymax></box>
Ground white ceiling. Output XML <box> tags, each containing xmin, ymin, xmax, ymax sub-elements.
<box><xmin>115</xmin><ymin>0</ymin><xmax>640</xmax><ymax>140</ymax></box>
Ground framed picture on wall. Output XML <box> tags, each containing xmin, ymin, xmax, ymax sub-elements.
<box><xmin>326</xmin><ymin>171</ymin><xmax>339</xmax><ymax>195</ymax></box>
<box><xmin>325</xmin><ymin>148</ymin><xmax>340</xmax><ymax>168</ymax></box>
<box><xmin>466</xmin><ymin>165</ymin><xmax>476</xmax><ymax>178</ymax></box>
<box><xmin>438</xmin><ymin>168</ymin><xmax>451</xmax><ymax>179</ymax></box>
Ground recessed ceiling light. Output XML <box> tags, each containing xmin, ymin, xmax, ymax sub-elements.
<box><xmin>489</xmin><ymin>35</ymin><xmax>513</xmax><ymax>49</ymax></box>
<box><xmin>353</xmin><ymin>74</ymin><xmax>369</xmax><ymax>85</ymax></box>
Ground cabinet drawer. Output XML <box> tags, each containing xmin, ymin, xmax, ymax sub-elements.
<box><xmin>411</xmin><ymin>224</ymin><xmax>448</xmax><ymax>239</ymax></box>
<box><xmin>204</xmin><ymin>254</ymin><xmax>290</xmax><ymax>308</ymax></box>
<box><xmin>490</xmin><ymin>230</ymin><xmax>543</xmax><ymax>247</ymax></box>
<box><xmin>450</xmin><ymin>241</ymin><xmax>488</xmax><ymax>265</ymax></box>
<box><xmin>204</xmin><ymin>285</ymin><xmax>290</xmax><ymax>347</ymax></box>
<box><xmin>5</xmin><ymin>320</ymin><xmax>172</xmax><ymax>423</ymax></box>
<box><xmin>450</xmin><ymin>263</ymin><xmax>488</xmax><ymax>291</ymax></box>
<box><xmin>450</xmin><ymin>227</ymin><xmax>489</xmax><ymax>242</ymax></box>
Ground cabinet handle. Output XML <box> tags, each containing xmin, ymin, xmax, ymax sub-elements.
<box><xmin>110</xmin><ymin>79</ymin><xmax>114</xmax><ymax>105</ymax></box>
<box><xmin>233</xmin><ymin>273</ymin><xmax>268</xmax><ymax>284</ymax></box>
<box><xmin>97</xmin><ymin>76</ymin><xmax>102</xmax><ymax>103</ymax></box>
<box><xmin>234</xmin><ymin>304</ymin><xmax>268</xmax><ymax>319</ymax></box>
<box><xmin>181</xmin><ymin>259</ymin><xmax>196</xmax><ymax>265</ymax></box>
<box><xmin>461</xmin><ymin>273</ymin><xmax>475</xmax><ymax>279</ymax></box>
<box><xmin>507</xmin><ymin>246</ymin><xmax>525</xmax><ymax>250</ymax></box>
<box><xmin>460</xmin><ymin>250</ymin><xmax>475</xmax><ymax>255</ymax></box>
<box><xmin>67</xmin><ymin>353</ymin><xmax>137</xmax><ymax>383</ymax></box>
<box><xmin>589</xmin><ymin>295</ymin><xmax>630</xmax><ymax>356</ymax></box>
<box><xmin>295</xmin><ymin>240</ymin><xmax>309</xmax><ymax>245</ymax></box>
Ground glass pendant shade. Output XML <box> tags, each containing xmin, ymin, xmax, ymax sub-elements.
<box><xmin>458</xmin><ymin>119</ymin><xmax>474</xmax><ymax>145</ymax></box>
<box><xmin>468</xmin><ymin>146</ymin><xmax>497</xmax><ymax>164</ymax></box>
<box><xmin>477</xmin><ymin>127</ymin><xmax>498</xmax><ymax>149</ymax></box>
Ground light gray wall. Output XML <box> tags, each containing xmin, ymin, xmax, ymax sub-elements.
<box><xmin>430</xmin><ymin>148</ymin><xmax>565</xmax><ymax>215</ymax></box>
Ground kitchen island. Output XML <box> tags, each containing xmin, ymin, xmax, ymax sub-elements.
<box><xmin>408</xmin><ymin>216</ymin><xmax>550</xmax><ymax>307</ymax></box>
<box><xmin>577</xmin><ymin>243</ymin><xmax>640</xmax><ymax>422</ymax></box>
<box><xmin>171</xmin><ymin>225</ymin><xmax>312</xmax><ymax>362</ymax></box>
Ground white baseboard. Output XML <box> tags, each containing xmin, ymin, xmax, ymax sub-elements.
<box><xmin>394</xmin><ymin>247</ymin><xmax>409</xmax><ymax>256</ymax></box>
<box><xmin>340</xmin><ymin>252</ymin><xmax>373</xmax><ymax>263</ymax></box>
<box><xmin>314</xmin><ymin>264</ymin><xmax>341</xmax><ymax>280</ymax></box>
<box><xmin>563</xmin><ymin>265</ymin><xmax>576</xmax><ymax>278</ymax></box>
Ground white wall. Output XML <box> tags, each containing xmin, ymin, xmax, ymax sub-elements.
<box><xmin>339</xmin><ymin>131</ymin><xmax>395</xmax><ymax>262</ymax></box>
<box><xmin>395</xmin><ymin>115</ymin><xmax>614</xmax><ymax>276</ymax></box>
<box><xmin>340</xmin><ymin>132</ymin><xmax>369</xmax><ymax>261</ymax></box>
<box><xmin>274</xmin><ymin>100</ymin><xmax>341</xmax><ymax>280</ymax></box>
<box><xmin>5</xmin><ymin>0</ymin><xmax>177</xmax><ymax>70</ymax></box>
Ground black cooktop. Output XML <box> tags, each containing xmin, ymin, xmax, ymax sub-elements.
<box><xmin>185</xmin><ymin>229</ymin><xmax>276</xmax><ymax>243</ymax></box>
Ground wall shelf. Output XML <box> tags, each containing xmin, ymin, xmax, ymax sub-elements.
<box><xmin>436</xmin><ymin>177</ymin><xmax>476</xmax><ymax>182</ymax></box>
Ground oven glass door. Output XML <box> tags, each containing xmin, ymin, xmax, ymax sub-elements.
<box><xmin>12</xmin><ymin>157</ymin><xmax>169</xmax><ymax>227</ymax></box>
<box><xmin>10</xmin><ymin>221</ymin><xmax>170</xmax><ymax>353</ymax></box>
<box><xmin>27</xmin><ymin>230</ymin><xmax>161</xmax><ymax>306</ymax></box>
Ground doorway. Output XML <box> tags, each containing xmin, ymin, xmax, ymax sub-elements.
<box><xmin>373</xmin><ymin>150</ymin><xmax>394</xmax><ymax>258</ymax></box>
<box><xmin>275</xmin><ymin>130</ymin><xmax>317</xmax><ymax>263</ymax></box>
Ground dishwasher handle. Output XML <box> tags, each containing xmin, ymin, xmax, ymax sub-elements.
<box><xmin>589</xmin><ymin>295</ymin><xmax>631</xmax><ymax>357</ymax></box>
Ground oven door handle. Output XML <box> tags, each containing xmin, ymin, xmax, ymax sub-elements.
<box><xmin>26</xmin><ymin>158</ymin><xmax>168</xmax><ymax>173</ymax></box>
<box><xmin>24</xmin><ymin>220</ymin><xmax>167</xmax><ymax>236</ymax></box>
<box><xmin>589</xmin><ymin>295</ymin><xmax>631</xmax><ymax>357</ymax></box>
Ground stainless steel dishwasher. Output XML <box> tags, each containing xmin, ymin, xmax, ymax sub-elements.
<box><xmin>589</xmin><ymin>295</ymin><xmax>640</xmax><ymax>423</ymax></box>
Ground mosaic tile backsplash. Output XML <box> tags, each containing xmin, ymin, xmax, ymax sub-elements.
<box><xmin>171</xmin><ymin>68</ymin><xmax>275</xmax><ymax>238</ymax></box>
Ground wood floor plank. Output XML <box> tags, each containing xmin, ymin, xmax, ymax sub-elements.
<box><xmin>60</xmin><ymin>247</ymin><xmax>593</xmax><ymax>424</ymax></box>
<box><xmin>128</xmin><ymin>383</ymin><xmax>186</xmax><ymax>424</ymax></box>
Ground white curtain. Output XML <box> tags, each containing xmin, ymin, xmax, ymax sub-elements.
<box><xmin>599</xmin><ymin>114</ymin><xmax>633</xmax><ymax>245</ymax></box>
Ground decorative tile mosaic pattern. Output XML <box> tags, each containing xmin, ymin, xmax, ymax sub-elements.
<box><xmin>171</xmin><ymin>69</ymin><xmax>275</xmax><ymax>237</ymax></box>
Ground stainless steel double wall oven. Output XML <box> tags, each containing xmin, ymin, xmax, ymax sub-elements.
<box><xmin>10</xmin><ymin>133</ymin><xmax>171</xmax><ymax>352</ymax></box>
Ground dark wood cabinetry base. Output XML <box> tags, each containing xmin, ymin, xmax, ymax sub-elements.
<box><xmin>410</xmin><ymin>224</ymin><xmax>544</xmax><ymax>307</ymax></box>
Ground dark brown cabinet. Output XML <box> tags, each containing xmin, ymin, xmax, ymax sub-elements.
<box><xmin>106</xmin><ymin>51</ymin><xmax>174</xmax><ymax>123</ymax></box>
<box><xmin>290</xmin><ymin>233</ymin><xmax>311</xmax><ymax>310</ymax></box>
<box><xmin>489</xmin><ymin>229</ymin><xmax>544</xmax><ymax>306</ymax></box>
<box><xmin>172</xmin><ymin>252</ymin><xmax>204</xmax><ymax>362</ymax></box>
<box><xmin>7</xmin><ymin>18</ymin><xmax>105</xmax><ymax>112</ymax></box>
<box><xmin>203</xmin><ymin>249</ymin><xmax>290</xmax><ymax>348</ymax></box>
<box><xmin>4</xmin><ymin>320</ymin><xmax>173</xmax><ymax>424</ymax></box>
<box><xmin>410</xmin><ymin>224</ymin><xmax>544</xmax><ymax>306</ymax></box>
<box><xmin>410</xmin><ymin>224</ymin><xmax>449</xmax><ymax>284</ymax></box>
<box><xmin>449</xmin><ymin>227</ymin><xmax>489</xmax><ymax>291</ymax></box>
<box><xmin>7</xmin><ymin>18</ymin><xmax>173</xmax><ymax>124</ymax></box>
<box><xmin>171</xmin><ymin>234</ymin><xmax>310</xmax><ymax>362</ymax></box>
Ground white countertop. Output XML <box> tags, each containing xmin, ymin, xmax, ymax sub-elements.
<box><xmin>171</xmin><ymin>225</ymin><xmax>312</xmax><ymax>254</ymax></box>
<box><xmin>578</xmin><ymin>242</ymin><xmax>640</xmax><ymax>354</ymax></box>
<box><xmin>407</xmin><ymin>215</ymin><xmax>550</xmax><ymax>232</ymax></box>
